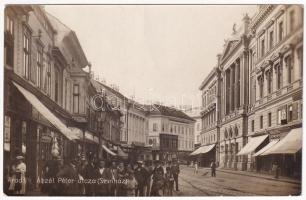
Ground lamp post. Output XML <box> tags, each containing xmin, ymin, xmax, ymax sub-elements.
<box><xmin>97</xmin><ymin>90</ymin><xmax>110</xmax><ymax>160</ymax></box>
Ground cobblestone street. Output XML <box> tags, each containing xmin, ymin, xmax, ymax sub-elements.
<box><xmin>174</xmin><ymin>165</ymin><xmax>301</xmax><ymax>196</ymax></box>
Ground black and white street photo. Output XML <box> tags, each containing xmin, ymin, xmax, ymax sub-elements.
<box><xmin>2</xmin><ymin>3</ymin><xmax>303</xmax><ymax>197</ymax></box>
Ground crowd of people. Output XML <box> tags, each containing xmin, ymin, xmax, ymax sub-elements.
<box><xmin>5</xmin><ymin>152</ymin><xmax>181</xmax><ymax>196</ymax></box>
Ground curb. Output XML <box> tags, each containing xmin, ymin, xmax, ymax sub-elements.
<box><xmin>216</xmin><ymin>169</ymin><xmax>301</xmax><ymax>185</ymax></box>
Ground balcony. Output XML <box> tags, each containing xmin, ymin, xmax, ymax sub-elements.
<box><xmin>255</xmin><ymin>80</ymin><xmax>302</xmax><ymax>108</ymax></box>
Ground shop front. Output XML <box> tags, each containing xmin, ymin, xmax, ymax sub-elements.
<box><xmin>4</xmin><ymin>78</ymin><xmax>79</xmax><ymax>192</ymax></box>
<box><xmin>190</xmin><ymin>144</ymin><xmax>216</xmax><ymax>167</ymax></box>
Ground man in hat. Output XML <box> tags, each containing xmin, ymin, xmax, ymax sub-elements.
<box><xmin>151</xmin><ymin>160</ymin><xmax>164</xmax><ymax>196</ymax></box>
<box><xmin>144</xmin><ymin>160</ymin><xmax>154</xmax><ymax>196</ymax></box>
<box><xmin>9</xmin><ymin>156</ymin><xmax>26</xmax><ymax>195</ymax></box>
<box><xmin>171</xmin><ymin>160</ymin><xmax>180</xmax><ymax>191</ymax></box>
<box><xmin>210</xmin><ymin>159</ymin><xmax>216</xmax><ymax>177</ymax></box>
<box><xmin>56</xmin><ymin>158</ymin><xmax>82</xmax><ymax>196</ymax></box>
<box><xmin>134</xmin><ymin>160</ymin><xmax>148</xmax><ymax>196</ymax></box>
<box><xmin>95</xmin><ymin>160</ymin><xmax>111</xmax><ymax>196</ymax></box>
<box><xmin>82</xmin><ymin>152</ymin><xmax>96</xmax><ymax>196</ymax></box>
<box><xmin>109</xmin><ymin>160</ymin><xmax>118</xmax><ymax>196</ymax></box>
<box><xmin>41</xmin><ymin>155</ymin><xmax>62</xmax><ymax>195</ymax></box>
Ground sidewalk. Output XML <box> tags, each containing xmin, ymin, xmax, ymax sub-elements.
<box><xmin>216</xmin><ymin>168</ymin><xmax>301</xmax><ymax>185</ymax></box>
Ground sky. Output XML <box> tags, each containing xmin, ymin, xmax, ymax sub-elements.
<box><xmin>45</xmin><ymin>5</ymin><xmax>257</xmax><ymax>108</ymax></box>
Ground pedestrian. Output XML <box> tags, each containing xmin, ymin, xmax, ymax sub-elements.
<box><xmin>272</xmin><ymin>161</ymin><xmax>280</xmax><ymax>179</ymax></box>
<box><xmin>109</xmin><ymin>161</ymin><xmax>118</xmax><ymax>196</ymax></box>
<box><xmin>162</xmin><ymin>161</ymin><xmax>167</xmax><ymax>175</ymax></box>
<box><xmin>95</xmin><ymin>160</ymin><xmax>111</xmax><ymax>196</ymax></box>
<box><xmin>81</xmin><ymin>152</ymin><xmax>96</xmax><ymax>196</ymax></box>
<box><xmin>210</xmin><ymin>160</ymin><xmax>216</xmax><ymax>177</ymax></box>
<box><xmin>163</xmin><ymin>167</ymin><xmax>174</xmax><ymax>196</ymax></box>
<box><xmin>56</xmin><ymin>158</ymin><xmax>82</xmax><ymax>196</ymax></box>
<box><xmin>171</xmin><ymin>160</ymin><xmax>180</xmax><ymax>191</ymax></box>
<box><xmin>125</xmin><ymin>171</ymin><xmax>137</xmax><ymax>196</ymax></box>
<box><xmin>8</xmin><ymin>155</ymin><xmax>27</xmax><ymax>195</ymax></box>
<box><xmin>41</xmin><ymin>155</ymin><xmax>61</xmax><ymax>195</ymax></box>
<box><xmin>151</xmin><ymin>160</ymin><xmax>164</xmax><ymax>196</ymax></box>
<box><xmin>134</xmin><ymin>160</ymin><xmax>148</xmax><ymax>196</ymax></box>
<box><xmin>144</xmin><ymin>160</ymin><xmax>154</xmax><ymax>196</ymax></box>
<box><xmin>116</xmin><ymin>162</ymin><xmax>127</xmax><ymax>196</ymax></box>
<box><xmin>194</xmin><ymin>161</ymin><xmax>199</xmax><ymax>174</ymax></box>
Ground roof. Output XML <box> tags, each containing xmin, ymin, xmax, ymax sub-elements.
<box><xmin>46</xmin><ymin>12</ymin><xmax>88</xmax><ymax>68</ymax></box>
<box><xmin>199</xmin><ymin>67</ymin><xmax>218</xmax><ymax>90</ymax></box>
<box><xmin>147</xmin><ymin>104</ymin><xmax>196</xmax><ymax>122</ymax></box>
<box><xmin>90</xmin><ymin>79</ymin><xmax>126</xmax><ymax>100</ymax></box>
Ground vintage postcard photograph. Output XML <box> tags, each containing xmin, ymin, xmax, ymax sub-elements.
<box><xmin>2</xmin><ymin>3</ymin><xmax>304</xmax><ymax>197</ymax></box>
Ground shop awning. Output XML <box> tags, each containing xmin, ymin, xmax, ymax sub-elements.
<box><xmin>117</xmin><ymin>146</ymin><xmax>129</xmax><ymax>158</ymax></box>
<box><xmin>237</xmin><ymin>135</ymin><xmax>268</xmax><ymax>156</ymax></box>
<box><xmin>13</xmin><ymin>82</ymin><xmax>79</xmax><ymax>140</ymax></box>
<box><xmin>253</xmin><ymin>140</ymin><xmax>279</xmax><ymax>156</ymax></box>
<box><xmin>102</xmin><ymin>145</ymin><xmax>117</xmax><ymax>156</ymax></box>
<box><xmin>190</xmin><ymin>144</ymin><xmax>215</xmax><ymax>156</ymax></box>
<box><xmin>68</xmin><ymin>128</ymin><xmax>98</xmax><ymax>144</ymax></box>
<box><xmin>261</xmin><ymin>128</ymin><xmax>302</xmax><ymax>155</ymax></box>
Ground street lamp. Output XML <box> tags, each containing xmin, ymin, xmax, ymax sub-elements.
<box><xmin>97</xmin><ymin>91</ymin><xmax>110</xmax><ymax>160</ymax></box>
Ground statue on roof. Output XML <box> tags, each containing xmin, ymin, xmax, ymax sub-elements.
<box><xmin>232</xmin><ymin>23</ymin><xmax>237</xmax><ymax>35</ymax></box>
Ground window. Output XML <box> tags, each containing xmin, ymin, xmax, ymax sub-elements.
<box><xmin>276</xmin><ymin>64</ymin><xmax>283</xmax><ymax>89</ymax></box>
<box><xmin>278</xmin><ymin>107</ymin><xmax>287</xmax><ymax>125</ymax></box>
<box><xmin>197</xmin><ymin>123</ymin><xmax>200</xmax><ymax>131</ymax></box>
<box><xmin>251</xmin><ymin>120</ymin><xmax>255</xmax><ymax>132</ymax></box>
<box><xmin>261</xmin><ymin>39</ymin><xmax>265</xmax><ymax>57</ymax></box>
<box><xmin>278</xmin><ymin>21</ymin><xmax>284</xmax><ymax>42</ymax></box>
<box><xmin>259</xmin><ymin>76</ymin><xmax>264</xmax><ymax>98</ymax></box>
<box><xmin>285</xmin><ymin>56</ymin><xmax>293</xmax><ymax>84</ymax></box>
<box><xmin>73</xmin><ymin>84</ymin><xmax>79</xmax><ymax>113</ymax></box>
<box><xmin>153</xmin><ymin>123</ymin><xmax>157</xmax><ymax>132</ymax></box>
<box><xmin>5</xmin><ymin>15</ymin><xmax>14</xmax><ymax>35</ymax></box>
<box><xmin>269</xmin><ymin>31</ymin><xmax>274</xmax><ymax>50</ymax></box>
<box><xmin>289</xmin><ymin>10</ymin><xmax>295</xmax><ymax>32</ymax></box>
<box><xmin>65</xmin><ymin>79</ymin><xmax>69</xmax><ymax>110</ymax></box>
<box><xmin>55</xmin><ymin>68</ymin><xmax>59</xmax><ymax>103</ymax></box>
<box><xmin>298</xmin><ymin>47</ymin><xmax>303</xmax><ymax>76</ymax></box>
<box><xmin>23</xmin><ymin>31</ymin><xmax>31</xmax><ymax>79</ymax></box>
<box><xmin>4</xmin><ymin>14</ymin><xmax>14</xmax><ymax>67</ymax></box>
<box><xmin>288</xmin><ymin>105</ymin><xmax>293</xmax><ymax>122</ymax></box>
<box><xmin>36</xmin><ymin>45</ymin><xmax>43</xmax><ymax>88</ymax></box>
<box><xmin>162</xmin><ymin>124</ymin><xmax>165</xmax><ymax>132</ymax></box>
<box><xmin>267</xmin><ymin>70</ymin><xmax>273</xmax><ymax>94</ymax></box>
<box><xmin>47</xmin><ymin>59</ymin><xmax>51</xmax><ymax>96</ymax></box>
<box><xmin>260</xmin><ymin>115</ymin><xmax>263</xmax><ymax>129</ymax></box>
<box><xmin>268</xmin><ymin>113</ymin><xmax>272</xmax><ymax>127</ymax></box>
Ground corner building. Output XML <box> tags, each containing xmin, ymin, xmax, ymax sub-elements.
<box><xmin>246</xmin><ymin>5</ymin><xmax>303</xmax><ymax>177</ymax></box>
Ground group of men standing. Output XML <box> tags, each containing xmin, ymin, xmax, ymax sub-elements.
<box><xmin>40</xmin><ymin>153</ymin><xmax>180</xmax><ymax>196</ymax></box>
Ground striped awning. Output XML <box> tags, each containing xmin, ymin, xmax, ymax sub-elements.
<box><xmin>190</xmin><ymin>144</ymin><xmax>215</xmax><ymax>156</ymax></box>
<box><xmin>13</xmin><ymin>82</ymin><xmax>78</xmax><ymax>140</ymax></box>
<box><xmin>237</xmin><ymin>135</ymin><xmax>268</xmax><ymax>156</ymax></box>
<box><xmin>262</xmin><ymin>128</ymin><xmax>302</xmax><ymax>155</ymax></box>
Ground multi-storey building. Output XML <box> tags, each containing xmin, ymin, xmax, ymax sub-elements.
<box><xmin>4</xmin><ymin>5</ymin><xmax>89</xmax><ymax>191</ymax></box>
<box><xmin>245</xmin><ymin>5</ymin><xmax>303</xmax><ymax>177</ymax></box>
<box><xmin>90</xmin><ymin>79</ymin><xmax>151</xmax><ymax>161</ymax></box>
<box><xmin>147</xmin><ymin>104</ymin><xmax>195</xmax><ymax>161</ymax></box>
<box><xmin>193</xmin><ymin>67</ymin><xmax>221</xmax><ymax>167</ymax></box>
<box><xmin>3</xmin><ymin>6</ymin><xmax>123</xmax><ymax>194</ymax></box>
<box><xmin>198</xmin><ymin>5</ymin><xmax>303</xmax><ymax>177</ymax></box>
<box><xmin>218</xmin><ymin>14</ymin><xmax>252</xmax><ymax>170</ymax></box>
<box><xmin>182</xmin><ymin>106</ymin><xmax>202</xmax><ymax>148</ymax></box>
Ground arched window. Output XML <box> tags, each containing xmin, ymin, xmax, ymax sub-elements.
<box><xmin>229</xmin><ymin>128</ymin><xmax>233</xmax><ymax>138</ymax></box>
<box><xmin>224</xmin><ymin>129</ymin><xmax>228</xmax><ymax>139</ymax></box>
<box><xmin>235</xmin><ymin>126</ymin><xmax>239</xmax><ymax>136</ymax></box>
